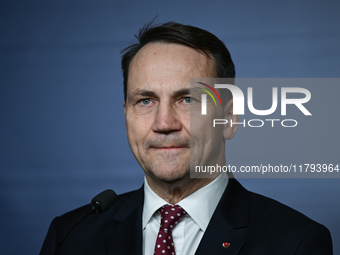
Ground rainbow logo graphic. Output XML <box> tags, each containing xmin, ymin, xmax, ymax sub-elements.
<box><xmin>196</xmin><ymin>82</ymin><xmax>222</xmax><ymax>115</ymax></box>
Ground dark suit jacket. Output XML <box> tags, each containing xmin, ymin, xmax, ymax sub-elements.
<box><xmin>40</xmin><ymin>179</ymin><xmax>333</xmax><ymax>254</ymax></box>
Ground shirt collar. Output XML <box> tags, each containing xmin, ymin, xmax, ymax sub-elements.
<box><xmin>143</xmin><ymin>173</ymin><xmax>228</xmax><ymax>232</ymax></box>
<box><xmin>143</xmin><ymin>178</ymin><xmax>168</xmax><ymax>229</ymax></box>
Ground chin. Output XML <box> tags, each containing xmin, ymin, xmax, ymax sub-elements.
<box><xmin>150</xmin><ymin>166</ymin><xmax>190</xmax><ymax>183</ymax></box>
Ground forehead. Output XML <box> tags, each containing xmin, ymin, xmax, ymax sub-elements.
<box><xmin>127</xmin><ymin>43</ymin><xmax>215</xmax><ymax>96</ymax></box>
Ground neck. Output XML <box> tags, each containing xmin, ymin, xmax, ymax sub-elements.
<box><xmin>145</xmin><ymin>159</ymin><xmax>225</xmax><ymax>204</ymax></box>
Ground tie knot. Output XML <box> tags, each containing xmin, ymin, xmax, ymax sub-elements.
<box><xmin>158</xmin><ymin>205</ymin><xmax>186</xmax><ymax>232</ymax></box>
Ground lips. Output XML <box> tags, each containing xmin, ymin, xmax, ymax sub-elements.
<box><xmin>146</xmin><ymin>135</ymin><xmax>190</xmax><ymax>150</ymax></box>
<box><xmin>151</xmin><ymin>146</ymin><xmax>189</xmax><ymax>150</ymax></box>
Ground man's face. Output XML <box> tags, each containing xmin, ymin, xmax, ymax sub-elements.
<box><xmin>124</xmin><ymin>43</ymin><xmax>221</xmax><ymax>184</ymax></box>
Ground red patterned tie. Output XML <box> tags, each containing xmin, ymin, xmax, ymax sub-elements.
<box><xmin>154</xmin><ymin>204</ymin><xmax>187</xmax><ymax>255</ymax></box>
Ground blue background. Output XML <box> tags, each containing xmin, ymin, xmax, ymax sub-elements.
<box><xmin>1</xmin><ymin>1</ymin><xmax>339</xmax><ymax>254</ymax></box>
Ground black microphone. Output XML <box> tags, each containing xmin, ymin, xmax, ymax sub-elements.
<box><xmin>54</xmin><ymin>189</ymin><xmax>117</xmax><ymax>255</ymax></box>
<box><xmin>85</xmin><ymin>189</ymin><xmax>117</xmax><ymax>215</ymax></box>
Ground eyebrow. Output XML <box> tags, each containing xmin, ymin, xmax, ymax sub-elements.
<box><xmin>129</xmin><ymin>88</ymin><xmax>191</xmax><ymax>99</ymax></box>
<box><xmin>172</xmin><ymin>88</ymin><xmax>191</xmax><ymax>97</ymax></box>
<box><xmin>130</xmin><ymin>90</ymin><xmax>157</xmax><ymax>98</ymax></box>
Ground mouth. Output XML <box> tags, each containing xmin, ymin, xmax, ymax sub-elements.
<box><xmin>151</xmin><ymin>146</ymin><xmax>189</xmax><ymax>150</ymax></box>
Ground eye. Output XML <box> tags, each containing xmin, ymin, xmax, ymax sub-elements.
<box><xmin>140</xmin><ymin>99</ymin><xmax>151</xmax><ymax>105</ymax></box>
<box><xmin>183</xmin><ymin>97</ymin><xmax>193</xmax><ymax>103</ymax></box>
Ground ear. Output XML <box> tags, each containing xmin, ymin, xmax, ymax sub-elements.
<box><xmin>223</xmin><ymin>98</ymin><xmax>239</xmax><ymax>140</ymax></box>
<box><xmin>123</xmin><ymin>101</ymin><xmax>126</xmax><ymax>115</ymax></box>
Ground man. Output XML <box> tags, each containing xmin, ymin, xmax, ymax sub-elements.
<box><xmin>40</xmin><ymin>22</ymin><xmax>333</xmax><ymax>255</ymax></box>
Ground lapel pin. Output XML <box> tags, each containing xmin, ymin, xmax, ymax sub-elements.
<box><xmin>222</xmin><ymin>242</ymin><xmax>230</xmax><ymax>248</ymax></box>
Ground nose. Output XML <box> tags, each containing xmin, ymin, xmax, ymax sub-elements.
<box><xmin>152</xmin><ymin>101</ymin><xmax>182</xmax><ymax>133</ymax></box>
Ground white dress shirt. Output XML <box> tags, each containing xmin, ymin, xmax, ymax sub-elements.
<box><xmin>142</xmin><ymin>173</ymin><xmax>228</xmax><ymax>255</ymax></box>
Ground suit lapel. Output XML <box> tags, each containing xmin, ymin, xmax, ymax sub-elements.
<box><xmin>106</xmin><ymin>187</ymin><xmax>144</xmax><ymax>255</ymax></box>
<box><xmin>195</xmin><ymin>178</ymin><xmax>249</xmax><ymax>255</ymax></box>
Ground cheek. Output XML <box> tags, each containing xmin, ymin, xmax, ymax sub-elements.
<box><xmin>190</xmin><ymin>114</ymin><xmax>224</xmax><ymax>155</ymax></box>
<box><xmin>126</xmin><ymin>115</ymin><xmax>152</xmax><ymax>144</ymax></box>
<box><xmin>191</xmin><ymin>115</ymin><xmax>214</xmax><ymax>136</ymax></box>
<box><xmin>180</xmin><ymin>113</ymin><xmax>191</xmax><ymax>133</ymax></box>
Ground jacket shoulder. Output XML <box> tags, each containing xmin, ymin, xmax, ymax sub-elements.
<box><xmin>40</xmin><ymin>187</ymin><xmax>143</xmax><ymax>255</ymax></box>
<box><xmin>59</xmin><ymin>188</ymin><xmax>141</xmax><ymax>219</ymax></box>
<box><xmin>248</xmin><ymin>190</ymin><xmax>322</xmax><ymax>228</ymax></box>
<box><xmin>243</xmin><ymin>190</ymin><xmax>332</xmax><ymax>254</ymax></box>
